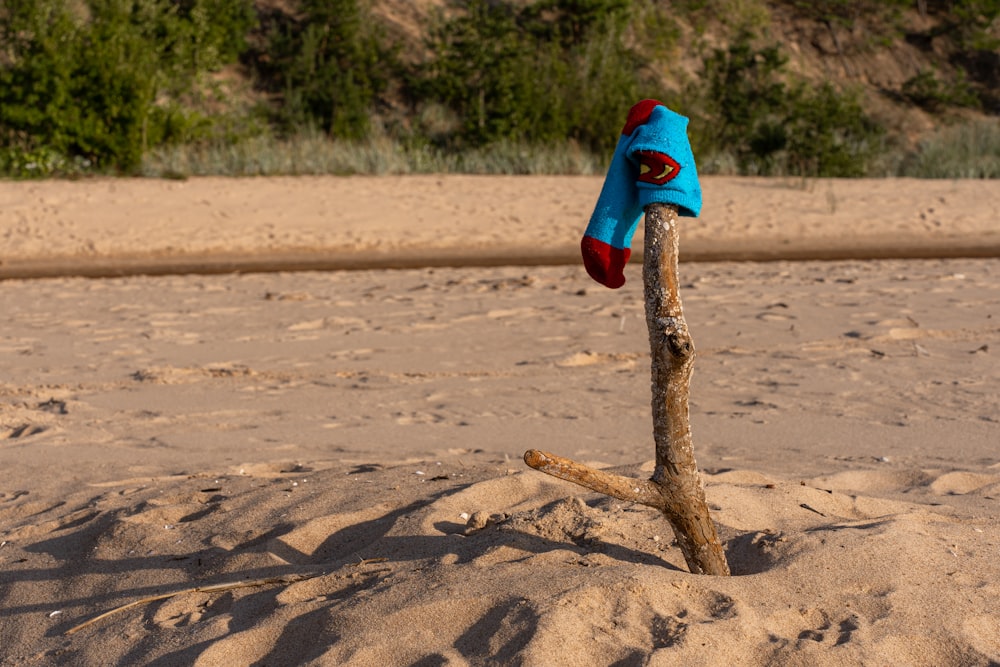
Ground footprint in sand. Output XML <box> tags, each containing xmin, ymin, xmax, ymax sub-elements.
<box><xmin>2</xmin><ymin>507</ymin><xmax>100</xmax><ymax>541</ymax></box>
<box><xmin>151</xmin><ymin>592</ymin><xmax>217</xmax><ymax>628</ymax></box>
<box><xmin>394</xmin><ymin>410</ymin><xmax>448</xmax><ymax>425</ymax></box>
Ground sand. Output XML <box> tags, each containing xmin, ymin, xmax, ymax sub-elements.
<box><xmin>2</xmin><ymin>175</ymin><xmax>999</xmax><ymax>279</ymax></box>
<box><xmin>1</xmin><ymin>176</ymin><xmax>998</xmax><ymax>665</ymax></box>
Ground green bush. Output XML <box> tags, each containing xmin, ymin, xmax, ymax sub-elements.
<box><xmin>410</xmin><ymin>0</ymin><xmax>656</xmax><ymax>154</ymax></box>
<box><xmin>950</xmin><ymin>0</ymin><xmax>1000</xmax><ymax>52</ymax></box>
<box><xmin>782</xmin><ymin>83</ymin><xmax>883</xmax><ymax>177</ymax></box>
<box><xmin>692</xmin><ymin>34</ymin><xmax>790</xmax><ymax>169</ymax></box>
<box><xmin>0</xmin><ymin>0</ymin><xmax>255</xmax><ymax>175</ymax></box>
<box><xmin>902</xmin><ymin>69</ymin><xmax>982</xmax><ymax>112</ymax></box>
<box><xmin>251</xmin><ymin>0</ymin><xmax>395</xmax><ymax>140</ymax></box>
<box><xmin>690</xmin><ymin>32</ymin><xmax>883</xmax><ymax>176</ymax></box>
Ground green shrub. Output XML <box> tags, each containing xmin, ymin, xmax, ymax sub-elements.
<box><xmin>0</xmin><ymin>146</ymin><xmax>91</xmax><ymax>178</ymax></box>
<box><xmin>410</xmin><ymin>0</ymin><xmax>657</xmax><ymax>154</ymax></box>
<box><xmin>0</xmin><ymin>0</ymin><xmax>255</xmax><ymax>175</ymax></box>
<box><xmin>950</xmin><ymin>0</ymin><xmax>1000</xmax><ymax>52</ymax></box>
<box><xmin>902</xmin><ymin>69</ymin><xmax>982</xmax><ymax>112</ymax></box>
<box><xmin>689</xmin><ymin>32</ymin><xmax>883</xmax><ymax>176</ymax></box>
<box><xmin>782</xmin><ymin>83</ymin><xmax>883</xmax><ymax>177</ymax></box>
<box><xmin>691</xmin><ymin>33</ymin><xmax>790</xmax><ymax>170</ymax></box>
<box><xmin>252</xmin><ymin>0</ymin><xmax>395</xmax><ymax>140</ymax></box>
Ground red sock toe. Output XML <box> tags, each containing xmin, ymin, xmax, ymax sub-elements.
<box><xmin>581</xmin><ymin>236</ymin><xmax>630</xmax><ymax>289</ymax></box>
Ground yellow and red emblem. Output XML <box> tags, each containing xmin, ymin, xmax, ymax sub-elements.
<box><xmin>636</xmin><ymin>150</ymin><xmax>681</xmax><ymax>186</ymax></box>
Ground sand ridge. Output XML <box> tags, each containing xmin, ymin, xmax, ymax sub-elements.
<box><xmin>2</xmin><ymin>458</ymin><xmax>998</xmax><ymax>665</ymax></box>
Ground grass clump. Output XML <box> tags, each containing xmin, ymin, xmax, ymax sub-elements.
<box><xmin>897</xmin><ymin>119</ymin><xmax>1000</xmax><ymax>178</ymax></box>
<box><xmin>141</xmin><ymin>130</ymin><xmax>606</xmax><ymax>177</ymax></box>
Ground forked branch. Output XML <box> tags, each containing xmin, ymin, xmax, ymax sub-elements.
<box><xmin>525</xmin><ymin>203</ymin><xmax>730</xmax><ymax>576</ymax></box>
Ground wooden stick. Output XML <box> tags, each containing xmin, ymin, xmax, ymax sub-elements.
<box><xmin>641</xmin><ymin>202</ymin><xmax>729</xmax><ymax>575</ymax></box>
<box><xmin>525</xmin><ymin>203</ymin><xmax>730</xmax><ymax>576</ymax></box>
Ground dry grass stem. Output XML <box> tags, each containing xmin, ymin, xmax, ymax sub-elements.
<box><xmin>63</xmin><ymin>574</ymin><xmax>321</xmax><ymax>636</ymax></box>
<box><xmin>64</xmin><ymin>565</ymin><xmax>390</xmax><ymax>636</ymax></box>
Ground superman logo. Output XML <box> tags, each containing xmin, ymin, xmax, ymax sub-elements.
<box><xmin>636</xmin><ymin>150</ymin><xmax>681</xmax><ymax>185</ymax></box>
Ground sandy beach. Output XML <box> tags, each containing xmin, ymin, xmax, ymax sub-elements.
<box><xmin>1</xmin><ymin>176</ymin><xmax>998</xmax><ymax>665</ymax></box>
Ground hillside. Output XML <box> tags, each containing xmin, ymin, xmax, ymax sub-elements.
<box><xmin>1</xmin><ymin>0</ymin><xmax>997</xmax><ymax>177</ymax></box>
<box><xmin>366</xmin><ymin>0</ymin><xmax>996</xmax><ymax>142</ymax></box>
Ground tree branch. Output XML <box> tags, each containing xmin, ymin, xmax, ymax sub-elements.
<box><xmin>524</xmin><ymin>203</ymin><xmax>730</xmax><ymax>576</ymax></box>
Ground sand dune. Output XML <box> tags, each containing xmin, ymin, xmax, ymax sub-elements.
<box><xmin>1</xmin><ymin>177</ymin><xmax>998</xmax><ymax>665</ymax></box>
<box><xmin>4</xmin><ymin>459</ymin><xmax>998</xmax><ymax>665</ymax></box>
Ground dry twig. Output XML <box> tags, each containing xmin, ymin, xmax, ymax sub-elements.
<box><xmin>64</xmin><ymin>564</ymin><xmax>390</xmax><ymax>636</ymax></box>
<box><xmin>64</xmin><ymin>574</ymin><xmax>320</xmax><ymax>636</ymax></box>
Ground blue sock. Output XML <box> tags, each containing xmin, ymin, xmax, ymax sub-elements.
<box><xmin>582</xmin><ymin>100</ymin><xmax>702</xmax><ymax>288</ymax></box>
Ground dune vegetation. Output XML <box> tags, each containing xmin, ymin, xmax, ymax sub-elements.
<box><xmin>1</xmin><ymin>0</ymin><xmax>997</xmax><ymax>178</ymax></box>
